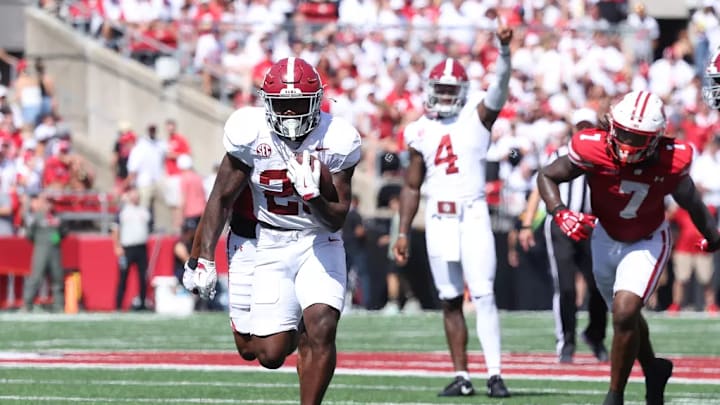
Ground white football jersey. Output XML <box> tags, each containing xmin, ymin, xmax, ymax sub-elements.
<box><xmin>224</xmin><ymin>107</ymin><xmax>362</xmax><ymax>230</ymax></box>
<box><xmin>404</xmin><ymin>93</ymin><xmax>490</xmax><ymax>201</ymax></box>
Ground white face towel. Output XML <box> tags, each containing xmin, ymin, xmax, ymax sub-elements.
<box><xmin>434</xmin><ymin>201</ymin><xmax>461</xmax><ymax>262</ymax></box>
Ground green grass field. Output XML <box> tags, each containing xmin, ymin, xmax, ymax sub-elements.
<box><xmin>1</xmin><ymin>310</ymin><xmax>719</xmax><ymax>404</ymax></box>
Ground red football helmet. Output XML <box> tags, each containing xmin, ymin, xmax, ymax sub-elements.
<box><xmin>608</xmin><ymin>90</ymin><xmax>666</xmax><ymax>164</ymax></box>
<box><xmin>703</xmin><ymin>48</ymin><xmax>720</xmax><ymax>110</ymax></box>
<box><xmin>259</xmin><ymin>57</ymin><xmax>323</xmax><ymax>140</ymax></box>
<box><xmin>425</xmin><ymin>58</ymin><xmax>469</xmax><ymax>118</ymax></box>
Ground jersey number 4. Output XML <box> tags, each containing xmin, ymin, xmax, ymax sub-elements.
<box><xmin>259</xmin><ymin>169</ymin><xmax>310</xmax><ymax>215</ymax></box>
<box><xmin>434</xmin><ymin>134</ymin><xmax>459</xmax><ymax>174</ymax></box>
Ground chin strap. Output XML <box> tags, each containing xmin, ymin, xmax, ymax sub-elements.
<box><xmin>484</xmin><ymin>44</ymin><xmax>511</xmax><ymax>112</ymax></box>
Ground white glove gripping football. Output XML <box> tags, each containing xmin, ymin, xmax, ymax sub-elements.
<box><xmin>183</xmin><ymin>257</ymin><xmax>217</xmax><ymax>300</ymax></box>
<box><xmin>287</xmin><ymin>150</ymin><xmax>321</xmax><ymax>201</ymax></box>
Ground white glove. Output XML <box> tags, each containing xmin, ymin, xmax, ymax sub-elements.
<box><xmin>287</xmin><ymin>150</ymin><xmax>321</xmax><ymax>201</ymax></box>
<box><xmin>183</xmin><ymin>258</ymin><xmax>217</xmax><ymax>300</ymax></box>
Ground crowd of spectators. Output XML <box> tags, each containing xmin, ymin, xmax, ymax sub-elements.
<box><xmin>0</xmin><ymin>53</ymin><xmax>98</xmax><ymax>238</ymax></box>
<box><xmin>8</xmin><ymin>0</ymin><xmax>720</xmax><ymax>312</ymax></box>
<box><xmin>45</xmin><ymin>0</ymin><xmax>720</xmax><ymax>180</ymax></box>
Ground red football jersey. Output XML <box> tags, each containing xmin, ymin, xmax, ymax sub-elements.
<box><xmin>567</xmin><ymin>129</ymin><xmax>693</xmax><ymax>242</ymax></box>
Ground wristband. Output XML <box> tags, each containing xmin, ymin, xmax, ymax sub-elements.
<box><xmin>550</xmin><ymin>204</ymin><xmax>568</xmax><ymax>216</ymax></box>
<box><xmin>397</xmin><ymin>233</ymin><xmax>407</xmax><ymax>239</ymax></box>
<box><xmin>520</xmin><ymin>225</ymin><xmax>532</xmax><ymax>230</ymax></box>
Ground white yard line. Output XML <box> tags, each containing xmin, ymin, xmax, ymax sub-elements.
<box><xmin>4</xmin><ymin>376</ymin><xmax>720</xmax><ymax>399</ymax></box>
<box><xmin>1</xmin><ymin>362</ymin><xmax>719</xmax><ymax>385</ymax></box>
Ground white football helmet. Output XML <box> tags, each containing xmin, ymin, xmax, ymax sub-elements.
<box><xmin>703</xmin><ymin>48</ymin><xmax>720</xmax><ymax>110</ymax></box>
<box><xmin>608</xmin><ymin>90</ymin><xmax>666</xmax><ymax>164</ymax></box>
<box><xmin>425</xmin><ymin>58</ymin><xmax>469</xmax><ymax>118</ymax></box>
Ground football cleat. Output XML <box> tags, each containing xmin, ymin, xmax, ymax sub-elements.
<box><xmin>645</xmin><ymin>357</ymin><xmax>673</xmax><ymax>405</ymax></box>
<box><xmin>559</xmin><ymin>342</ymin><xmax>575</xmax><ymax>364</ymax></box>
<box><xmin>487</xmin><ymin>375</ymin><xmax>511</xmax><ymax>398</ymax></box>
<box><xmin>437</xmin><ymin>376</ymin><xmax>475</xmax><ymax>397</ymax></box>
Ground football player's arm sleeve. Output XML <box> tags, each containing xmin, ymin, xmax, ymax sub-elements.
<box><xmin>477</xmin><ymin>43</ymin><xmax>511</xmax><ymax>130</ymax></box>
<box><xmin>537</xmin><ymin>155</ymin><xmax>584</xmax><ymax>214</ymax></box>
<box><xmin>671</xmin><ymin>175</ymin><xmax>720</xmax><ymax>244</ymax></box>
<box><xmin>398</xmin><ymin>147</ymin><xmax>425</xmax><ymax>235</ymax></box>
<box><xmin>191</xmin><ymin>153</ymin><xmax>250</xmax><ymax>261</ymax></box>
<box><xmin>483</xmin><ymin>44</ymin><xmax>511</xmax><ymax>112</ymax></box>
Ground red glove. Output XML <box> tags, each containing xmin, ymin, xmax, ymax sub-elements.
<box><xmin>697</xmin><ymin>237</ymin><xmax>720</xmax><ymax>252</ymax></box>
<box><xmin>553</xmin><ymin>207</ymin><xmax>597</xmax><ymax>242</ymax></box>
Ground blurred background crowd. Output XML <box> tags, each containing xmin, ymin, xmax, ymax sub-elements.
<box><xmin>1</xmin><ymin>0</ymin><xmax>719</xmax><ymax>315</ymax></box>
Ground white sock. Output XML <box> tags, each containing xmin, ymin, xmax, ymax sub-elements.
<box><xmin>455</xmin><ymin>370</ymin><xmax>470</xmax><ymax>381</ymax></box>
<box><xmin>474</xmin><ymin>294</ymin><xmax>501</xmax><ymax>377</ymax></box>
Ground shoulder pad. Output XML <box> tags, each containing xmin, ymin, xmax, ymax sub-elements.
<box><xmin>320</xmin><ymin>113</ymin><xmax>362</xmax><ymax>172</ymax></box>
<box><xmin>466</xmin><ymin>91</ymin><xmax>485</xmax><ymax>110</ymax></box>
<box><xmin>222</xmin><ymin>107</ymin><xmax>265</xmax><ymax>166</ymax></box>
<box><xmin>403</xmin><ymin>120</ymin><xmax>423</xmax><ymax>152</ymax></box>
<box><xmin>659</xmin><ymin>138</ymin><xmax>693</xmax><ymax>176</ymax></box>
<box><xmin>567</xmin><ymin>129</ymin><xmax>610</xmax><ymax>169</ymax></box>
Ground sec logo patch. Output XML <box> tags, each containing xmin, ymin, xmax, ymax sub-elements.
<box><xmin>256</xmin><ymin>143</ymin><xmax>272</xmax><ymax>157</ymax></box>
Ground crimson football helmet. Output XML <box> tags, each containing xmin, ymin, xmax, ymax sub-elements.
<box><xmin>425</xmin><ymin>58</ymin><xmax>469</xmax><ymax>118</ymax></box>
<box><xmin>608</xmin><ymin>90</ymin><xmax>666</xmax><ymax>164</ymax></box>
<box><xmin>703</xmin><ymin>48</ymin><xmax>720</xmax><ymax>110</ymax></box>
<box><xmin>259</xmin><ymin>57</ymin><xmax>323</xmax><ymax>141</ymax></box>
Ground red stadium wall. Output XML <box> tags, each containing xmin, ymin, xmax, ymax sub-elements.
<box><xmin>0</xmin><ymin>234</ymin><xmax>229</xmax><ymax>311</ymax></box>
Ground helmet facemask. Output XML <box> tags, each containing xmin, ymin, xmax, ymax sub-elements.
<box><xmin>425</xmin><ymin>81</ymin><xmax>468</xmax><ymax>118</ymax></box>
<box><xmin>703</xmin><ymin>48</ymin><xmax>720</xmax><ymax>110</ymax></box>
<box><xmin>262</xmin><ymin>88</ymin><xmax>323</xmax><ymax>142</ymax></box>
<box><xmin>702</xmin><ymin>75</ymin><xmax>720</xmax><ymax>110</ymax></box>
<box><xmin>608</xmin><ymin>119</ymin><xmax>662</xmax><ymax>164</ymax></box>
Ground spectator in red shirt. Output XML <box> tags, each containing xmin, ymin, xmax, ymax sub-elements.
<box><xmin>164</xmin><ymin>119</ymin><xmax>190</xmax><ymax>177</ymax></box>
<box><xmin>378</xmin><ymin>71</ymin><xmax>422</xmax><ymax>153</ymax></box>
<box><xmin>193</xmin><ymin>0</ymin><xmax>223</xmax><ymax>23</ymax></box>
<box><xmin>163</xmin><ymin>119</ymin><xmax>190</xmax><ymax>232</ymax></box>
<box><xmin>43</xmin><ymin>141</ymin><xmax>94</xmax><ymax>191</ymax></box>
<box><xmin>175</xmin><ymin>154</ymin><xmax>206</xmax><ymax>232</ymax></box>
<box><xmin>668</xmin><ymin>203</ymin><xmax>719</xmax><ymax>314</ymax></box>
<box><xmin>42</xmin><ymin>142</ymin><xmax>72</xmax><ymax>190</ymax></box>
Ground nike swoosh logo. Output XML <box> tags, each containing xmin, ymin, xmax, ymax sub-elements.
<box><xmin>328</xmin><ymin>237</ymin><xmax>341</xmax><ymax>242</ymax></box>
<box><xmin>460</xmin><ymin>385</ymin><xmax>472</xmax><ymax>395</ymax></box>
<box><xmin>316</xmin><ymin>146</ymin><xmax>329</xmax><ymax>151</ymax></box>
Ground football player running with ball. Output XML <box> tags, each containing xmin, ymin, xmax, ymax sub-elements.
<box><xmin>393</xmin><ymin>20</ymin><xmax>513</xmax><ymax>398</ymax></box>
<box><xmin>183</xmin><ymin>57</ymin><xmax>361</xmax><ymax>405</ymax></box>
<box><xmin>537</xmin><ymin>90</ymin><xmax>720</xmax><ymax>405</ymax></box>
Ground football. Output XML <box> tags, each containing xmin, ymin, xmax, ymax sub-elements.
<box><xmin>296</xmin><ymin>153</ymin><xmax>339</xmax><ymax>202</ymax></box>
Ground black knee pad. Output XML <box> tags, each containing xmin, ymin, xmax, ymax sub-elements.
<box><xmin>440</xmin><ymin>296</ymin><xmax>464</xmax><ymax>311</ymax></box>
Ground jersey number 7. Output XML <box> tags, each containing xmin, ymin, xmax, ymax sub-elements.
<box><xmin>434</xmin><ymin>134</ymin><xmax>459</xmax><ymax>175</ymax></box>
<box><xmin>619</xmin><ymin>180</ymin><xmax>649</xmax><ymax>219</ymax></box>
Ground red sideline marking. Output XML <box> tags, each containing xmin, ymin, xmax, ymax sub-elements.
<box><xmin>1</xmin><ymin>351</ymin><xmax>720</xmax><ymax>381</ymax></box>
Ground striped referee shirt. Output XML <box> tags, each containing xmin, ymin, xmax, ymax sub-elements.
<box><xmin>551</xmin><ymin>146</ymin><xmax>592</xmax><ymax>214</ymax></box>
